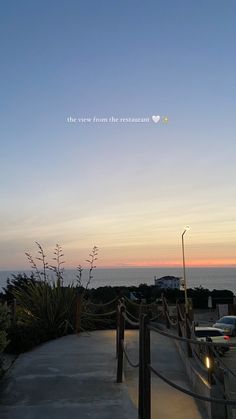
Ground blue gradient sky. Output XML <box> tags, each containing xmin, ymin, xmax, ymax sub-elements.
<box><xmin>1</xmin><ymin>1</ymin><xmax>236</xmax><ymax>269</ymax></box>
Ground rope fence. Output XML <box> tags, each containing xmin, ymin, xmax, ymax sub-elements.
<box><xmin>116</xmin><ymin>297</ymin><xmax>236</xmax><ymax>419</ymax></box>
<box><xmin>82</xmin><ymin>310</ymin><xmax>117</xmax><ymax>317</ymax></box>
<box><xmin>75</xmin><ymin>294</ymin><xmax>236</xmax><ymax>418</ymax></box>
<box><xmin>121</xmin><ymin>340</ymin><xmax>139</xmax><ymax>368</ymax></box>
<box><xmin>149</xmin><ymin>365</ymin><xmax>236</xmax><ymax>406</ymax></box>
<box><xmin>86</xmin><ymin>296</ymin><xmax>119</xmax><ymax>307</ymax></box>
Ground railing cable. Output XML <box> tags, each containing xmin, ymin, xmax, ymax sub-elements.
<box><xmin>86</xmin><ymin>296</ymin><xmax>119</xmax><ymax>307</ymax></box>
<box><xmin>82</xmin><ymin>310</ymin><xmax>117</xmax><ymax>317</ymax></box>
<box><xmin>121</xmin><ymin>340</ymin><xmax>139</xmax><ymax>368</ymax></box>
<box><xmin>212</xmin><ymin>347</ymin><xmax>236</xmax><ymax>379</ymax></box>
<box><xmin>125</xmin><ymin>309</ymin><xmax>140</xmax><ymax>322</ymax></box>
<box><xmin>149</xmin><ymin>323</ymin><xmax>236</xmax><ymax>348</ymax></box>
<box><xmin>122</xmin><ymin>311</ymin><xmax>140</xmax><ymax>327</ymax></box>
<box><xmin>149</xmin><ymin>365</ymin><xmax>236</xmax><ymax>405</ymax></box>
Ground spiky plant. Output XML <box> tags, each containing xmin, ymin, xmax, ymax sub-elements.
<box><xmin>76</xmin><ymin>246</ymin><xmax>99</xmax><ymax>292</ymax></box>
<box><xmin>86</xmin><ymin>246</ymin><xmax>98</xmax><ymax>291</ymax></box>
<box><xmin>76</xmin><ymin>264</ymin><xmax>83</xmax><ymax>287</ymax></box>
<box><xmin>13</xmin><ymin>281</ymin><xmax>77</xmax><ymax>338</ymax></box>
<box><xmin>25</xmin><ymin>242</ymin><xmax>48</xmax><ymax>281</ymax></box>
<box><xmin>49</xmin><ymin>244</ymin><xmax>65</xmax><ymax>285</ymax></box>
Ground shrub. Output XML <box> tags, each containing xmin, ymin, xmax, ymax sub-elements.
<box><xmin>13</xmin><ymin>280</ymin><xmax>77</xmax><ymax>341</ymax></box>
<box><xmin>0</xmin><ymin>303</ymin><xmax>11</xmax><ymax>354</ymax></box>
<box><xmin>1</xmin><ymin>273</ymin><xmax>37</xmax><ymax>303</ymax></box>
<box><xmin>7</xmin><ymin>323</ymin><xmax>47</xmax><ymax>354</ymax></box>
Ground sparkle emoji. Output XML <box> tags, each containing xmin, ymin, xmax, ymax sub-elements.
<box><xmin>162</xmin><ymin>116</ymin><xmax>169</xmax><ymax>124</ymax></box>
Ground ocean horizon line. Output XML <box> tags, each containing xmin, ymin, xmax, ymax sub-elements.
<box><xmin>1</xmin><ymin>265</ymin><xmax>236</xmax><ymax>272</ymax></box>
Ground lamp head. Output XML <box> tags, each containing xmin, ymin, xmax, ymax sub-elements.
<box><xmin>182</xmin><ymin>226</ymin><xmax>190</xmax><ymax>236</ymax></box>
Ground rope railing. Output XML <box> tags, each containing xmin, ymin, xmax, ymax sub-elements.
<box><xmin>86</xmin><ymin>296</ymin><xmax>119</xmax><ymax>307</ymax></box>
<box><xmin>150</xmin><ymin>311</ymin><xmax>163</xmax><ymax>322</ymax></box>
<box><xmin>179</xmin><ymin>321</ymin><xmax>185</xmax><ymax>335</ymax></box>
<box><xmin>176</xmin><ymin>303</ymin><xmax>185</xmax><ymax>322</ymax></box>
<box><xmin>149</xmin><ymin>323</ymin><xmax>236</xmax><ymax>348</ymax></box>
<box><xmin>121</xmin><ymin>340</ymin><xmax>139</xmax><ymax>368</ymax></box>
<box><xmin>122</xmin><ymin>311</ymin><xmax>140</xmax><ymax>327</ymax></box>
<box><xmin>149</xmin><ymin>364</ymin><xmax>236</xmax><ymax>405</ymax></box>
<box><xmin>123</xmin><ymin>295</ymin><xmax>159</xmax><ymax>307</ymax></box>
<box><xmin>189</xmin><ymin>342</ymin><xmax>209</xmax><ymax>372</ymax></box>
<box><xmin>116</xmin><ymin>297</ymin><xmax>236</xmax><ymax>419</ymax></box>
<box><xmin>82</xmin><ymin>310</ymin><xmax>117</xmax><ymax>317</ymax></box>
<box><xmin>162</xmin><ymin>300</ymin><xmax>236</xmax><ymax>389</ymax></box>
<box><xmin>212</xmin><ymin>346</ymin><xmax>236</xmax><ymax>379</ymax></box>
<box><xmin>165</xmin><ymin>310</ymin><xmax>178</xmax><ymax>326</ymax></box>
<box><xmin>124</xmin><ymin>309</ymin><xmax>140</xmax><ymax>323</ymax></box>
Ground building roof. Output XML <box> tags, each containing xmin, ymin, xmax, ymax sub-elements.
<box><xmin>157</xmin><ymin>276</ymin><xmax>181</xmax><ymax>281</ymax></box>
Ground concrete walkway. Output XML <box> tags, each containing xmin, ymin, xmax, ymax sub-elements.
<box><xmin>0</xmin><ymin>331</ymin><xmax>137</xmax><ymax>419</ymax></box>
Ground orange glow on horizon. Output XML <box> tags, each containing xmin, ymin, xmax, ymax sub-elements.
<box><xmin>68</xmin><ymin>258</ymin><xmax>236</xmax><ymax>269</ymax></box>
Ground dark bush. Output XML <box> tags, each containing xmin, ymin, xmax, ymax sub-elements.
<box><xmin>6</xmin><ymin>323</ymin><xmax>48</xmax><ymax>354</ymax></box>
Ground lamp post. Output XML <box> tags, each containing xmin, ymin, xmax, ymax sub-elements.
<box><xmin>182</xmin><ymin>226</ymin><xmax>190</xmax><ymax>314</ymax></box>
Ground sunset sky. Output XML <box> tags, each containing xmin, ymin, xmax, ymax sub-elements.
<box><xmin>1</xmin><ymin>1</ymin><xmax>236</xmax><ymax>270</ymax></box>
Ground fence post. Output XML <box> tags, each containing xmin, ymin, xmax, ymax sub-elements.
<box><xmin>206</xmin><ymin>337</ymin><xmax>215</xmax><ymax>386</ymax></box>
<box><xmin>185</xmin><ymin>313</ymin><xmax>193</xmax><ymax>357</ymax></box>
<box><xmin>139</xmin><ymin>314</ymin><xmax>151</xmax><ymax>419</ymax></box>
<box><xmin>223</xmin><ymin>370</ymin><xmax>231</xmax><ymax>419</ymax></box>
<box><xmin>116</xmin><ymin>304</ymin><xmax>125</xmax><ymax>383</ymax></box>
<box><xmin>177</xmin><ymin>302</ymin><xmax>182</xmax><ymax>337</ymax></box>
<box><xmin>116</xmin><ymin>302</ymin><xmax>120</xmax><ymax>359</ymax></box>
<box><xmin>162</xmin><ymin>294</ymin><xmax>170</xmax><ymax>329</ymax></box>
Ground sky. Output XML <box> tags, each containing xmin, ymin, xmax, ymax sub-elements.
<box><xmin>1</xmin><ymin>0</ymin><xmax>236</xmax><ymax>270</ymax></box>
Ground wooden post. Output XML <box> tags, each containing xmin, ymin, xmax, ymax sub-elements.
<box><xmin>206</xmin><ymin>337</ymin><xmax>215</xmax><ymax>385</ymax></box>
<box><xmin>139</xmin><ymin>314</ymin><xmax>144</xmax><ymax>418</ymax></box>
<box><xmin>177</xmin><ymin>302</ymin><xmax>182</xmax><ymax>337</ymax></box>
<box><xmin>223</xmin><ymin>370</ymin><xmax>231</xmax><ymax>419</ymax></box>
<box><xmin>116</xmin><ymin>303</ymin><xmax>120</xmax><ymax>359</ymax></box>
<box><xmin>116</xmin><ymin>304</ymin><xmax>125</xmax><ymax>383</ymax></box>
<box><xmin>162</xmin><ymin>294</ymin><xmax>170</xmax><ymax>329</ymax></box>
<box><xmin>139</xmin><ymin>314</ymin><xmax>151</xmax><ymax>419</ymax></box>
<box><xmin>185</xmin><ymin>313</ymin><xmax>193</xmax><ymax>357</ymax></box>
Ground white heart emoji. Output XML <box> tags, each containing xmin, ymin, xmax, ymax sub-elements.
<box><xmin>152</xmin><ymin>115</ymin><xmax>160</xmax><ymax>123</ymax></box>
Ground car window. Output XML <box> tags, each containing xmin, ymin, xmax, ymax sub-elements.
<box><xmin>218</xmin><ymin>317</ymin><xmax>234</xmax><ymax>324</ymax></box>
<box><xmin>225</xmin><ymin>318</ymin><xmax>234</xmax><ymax>324</ymax></box>
<box><xmin>195</xmin><ymin>330</ymin><xmax>222</xmax><ymax>337</ymax></box>
<box><xmin>207</xmin><ymin>330</ymin><xmax>223</xmax><ymax>336</ymax></box>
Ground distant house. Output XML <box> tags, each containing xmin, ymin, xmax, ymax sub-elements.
<box><xmin>154</xmin><ymin>275</ymin><xmax>181</xmax><ymax>290</ymax></box>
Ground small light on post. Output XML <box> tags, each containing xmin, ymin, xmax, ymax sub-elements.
<box><xmin>205</xmin><ymin>356</ymin><xmax>211</xmax><ymax>369</ymax></box>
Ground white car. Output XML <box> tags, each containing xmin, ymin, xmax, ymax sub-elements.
<box><xmin>213</xmin><ymin>316</ymin><xmax>236</xmax><ymax>336</ymax></box>
<box><xmin>194</xmin><ymin>327</ymin><xmax>230</xmax><ymax>354</ymax></box>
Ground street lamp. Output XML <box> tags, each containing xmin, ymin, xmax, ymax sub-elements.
<box><xmin>182</xmin><ymin>226</ymin><xmax>190</xmax><ymax>314</ymax></box>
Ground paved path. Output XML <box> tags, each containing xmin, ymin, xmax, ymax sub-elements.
<box><xmin>0</xmin><ymin>329</ymin><xmax>207</xmax><ymax>419</ymax></box>
<box><xmin>124</xmin><ymin>330</ymin><xmax>204</xmax><ymax>419</ymax></box>
<box><xmin>0</xmin><ymin>331</ymin><xmax>137</xmax><ymax>419</ymax></box>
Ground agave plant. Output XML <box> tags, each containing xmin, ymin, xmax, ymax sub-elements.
<box><xmin>13</xmin><ymin>243</ymin><xmax>100</xmax><ymax>341</ymax></box>
<box><xmin>13</xmin><ymin>281</ymin><xmax>77</xmax><ymax>339</ymax></box>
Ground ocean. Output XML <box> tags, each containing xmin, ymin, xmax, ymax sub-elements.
<box><xmin>0</xmin><ymin>267</ymin><xmax>235</xmax><ymax>294</ymax></box>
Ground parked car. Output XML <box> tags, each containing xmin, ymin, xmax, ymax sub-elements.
<box><xmin>213</xmin><ymin>316</ymin><xmax>236</xmax><ymax>336</ymax></box>
<box><xmin>194</xmin><ymin>327</ymin><xmax>230</xmax><ymax>355</ymax></box>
